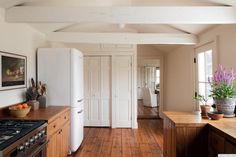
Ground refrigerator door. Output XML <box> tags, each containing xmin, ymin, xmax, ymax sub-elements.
<box><xmin>71</xmin><ymin>49</ymin><xmax>84</xmax><ymax>107</ymax></box>
<box><xmin>70</xmin><ymin>106</ymin><xmax>84</xmax><ymax>152</ymax></box>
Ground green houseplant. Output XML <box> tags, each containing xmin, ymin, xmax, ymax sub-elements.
<box><xmin>193</xmin><ymin>94</ymin><xmax>211</xmax><ymax>118</ymax></box>
<box><xmin>209</xmin><ymin>64</ymin><xmax>236</xmax><ymax>117</ymax></box>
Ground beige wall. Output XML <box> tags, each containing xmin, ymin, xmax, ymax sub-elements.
<box><xmin>137</xmin><ymin>45</ymin><xmax>163</xmax><ymax>57</ymax></box>
<box><xmin>164</xmin><ymin>24</ymin><xmax>236</xmax><ymax>112</ymax></box>
<box><xmin>164</xmin><ymin>46</ymin><xmax>195</xmax><ymax>111</ymax></box>
<box><xmin>0</xmin><ymin>9</ymin><xmax>46</xmax><ymax>107</ymax></box>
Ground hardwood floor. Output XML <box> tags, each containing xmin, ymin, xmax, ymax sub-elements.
<box><xmin>71</xmin><ymin>119</ymin><xmax>163</xmax><ymax>157</ymax></box>
<box><xmin>138</xmin><ymin>100</ymin><xmax>159</xmax><ymax>119</ymax></box>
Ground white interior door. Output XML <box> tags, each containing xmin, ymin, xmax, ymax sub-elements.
<box><xmin>84</xmin><ymin>56</ymin><xmax>111</xmax><ymax>126</ymax></box>
<box><xmin>113</xmin><ymin>56</ymin><xmax>132</xmax><ymax>128</ymax></box>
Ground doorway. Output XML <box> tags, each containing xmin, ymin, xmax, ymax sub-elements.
<box><xmin>137</xmin><ymin>58</ymin><xmax>160</xmax><ymax>119</ymax></box>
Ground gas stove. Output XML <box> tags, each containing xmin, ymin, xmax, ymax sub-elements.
<box><xmin>0</xmin><ymin>120</ymin><xmax>47</xmax><ymax>157</ymax></box>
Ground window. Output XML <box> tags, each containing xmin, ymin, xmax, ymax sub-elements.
<box><xmin>195</xmin><ymin>43</ymin><xmax>215</xmax><ymax>106</ymax></box>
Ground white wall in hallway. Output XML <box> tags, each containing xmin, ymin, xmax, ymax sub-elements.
<box><xmin>0</xmin><ymin>9</ymin><xmax>47</xmax><ymax>107</ymax></box>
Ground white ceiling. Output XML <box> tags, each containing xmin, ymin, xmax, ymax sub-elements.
<box><xmin>1</xmin><ymin>0</ymin><xmax>231</xmax><ymax>52</ymax></box>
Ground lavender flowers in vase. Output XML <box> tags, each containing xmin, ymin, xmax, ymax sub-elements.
<box><xmin>209</xmin><ymin>64</ymin><xmax>236</xmax><ymax>117</ymax></box>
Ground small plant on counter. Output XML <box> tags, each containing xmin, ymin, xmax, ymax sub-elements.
<box><xmin>26</xmin><ymin>78</ymin><xmax>39</xmax><ymax>110</ymax></box>
<box><xmin>193</xmin><ymin>94</ymin><xmax>208</xmax><ymax>106</ymax></box>
<box><xmin>193</xmin><ymin>94</ymin><xmax>211</xmax><ymax>118</ymax></box>
<box><xmin>26</xmin><ymin>78</ymin><xmax>38</xmax><ymax>101</ymax></box>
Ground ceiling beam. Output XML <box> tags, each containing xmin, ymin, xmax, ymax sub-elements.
<box><xmin>6</xmin><ymin>6</ymin><xmax>236</xmax><ymax>24</ymax></box>
<box><xmin>207</xmin><ymin>0</ymin><xmax>236</xmax><ymax>6</ymax></box>
<box><xmin>46</xmin><ymin>32</ymin><xmax>198</xmax><ymax>45</ymax></box>
<box><xmin>0</xmin><ymin>0</ymin><xmax>34</xmax><ymax>8</ymax></box>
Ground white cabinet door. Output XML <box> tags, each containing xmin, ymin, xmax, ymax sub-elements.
<box><xmin>89</xmin><ymin>57</ymin><xmax>101</xmax><ymax>126</ymax></box>
<box><xmin>84</xmin><ymin>56</ymin><xmax>111</xmax><ymax>126</ymax></box>
<box><xmin>100</xmin><ymin>57</ymin><xmax>111</xmax><ymax>126</ymax></box>
<box><xmin>113</xmin><ymin>56</ymin><xmax>132</xmax><ymax>128</ymax></box>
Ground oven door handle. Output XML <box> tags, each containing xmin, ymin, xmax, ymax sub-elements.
<box><xmin>27</xmin><ymin>140</ymin><xmax>49</xmax><ymax>157</ymax></box>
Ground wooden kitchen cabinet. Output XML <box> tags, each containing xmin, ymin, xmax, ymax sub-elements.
<box><xmin>47</xmin><ymin>110</ymin><xmax>70</xmax><ymax>157</ymax></box>
<box><xmin>208</xmin><ymin>126</ymin><xmax>236</xmax><ymax>157</ymax></box>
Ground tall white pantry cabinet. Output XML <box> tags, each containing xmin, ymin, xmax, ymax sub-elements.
<box><xmin>83</xmin><ymin>45</ymin><xmax>136</xmax><ymax>128</ymax></box>
<box><xmin>84</xmin><ymin>56</ymin><xmax>132</xmax><ymax>128</ymax></box>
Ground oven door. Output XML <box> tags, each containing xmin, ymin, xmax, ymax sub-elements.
<box><xmin>21</xmin><ymin>140</ymin><xmax>48</xmax><ymax>157</ymax></box>
<box><xmin>27</xmin><ymin>141</ymin><xmax>48</xmax><ymax>157</ymax></box>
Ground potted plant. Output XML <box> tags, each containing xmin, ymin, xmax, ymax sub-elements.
<box><xmin>194</xmin><ymin>94</ymin><xmax>211</xmax><ymax>118</ymax></box>
<box><xmin>209</xmin><ymin>64</ymin><xmax>236</xmax><ymax>117</ymax></box>
<box><xmin>26</xmin><ymin>78</ymin><xmax>39</xmax><ymax>110</ymax></box>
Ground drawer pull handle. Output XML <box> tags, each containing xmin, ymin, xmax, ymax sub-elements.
<box><xmin>64</xmin><ymin>116</ymin><xmax>67</xmax><ymax>119</ymax></box>
<box><xmin>53</xmin><ymin>125</ymin><xmax>56</xmax><ymax>128</ymax></box>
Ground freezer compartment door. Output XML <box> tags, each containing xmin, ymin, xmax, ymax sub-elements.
<box><xmin>70</xmin><ymin>107</ymin><xmax>84</xmax><ymax>152</ymax></box>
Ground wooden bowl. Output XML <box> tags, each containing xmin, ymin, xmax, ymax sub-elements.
<box><xmin>207</xmin><ymin>112</ymin><xmax>224</xmax><ymax>120</ymax></box>
<box><xmin>9</xmin><ymin>106</ymin><xmax>31</xmax><ymax>118</ymax></box>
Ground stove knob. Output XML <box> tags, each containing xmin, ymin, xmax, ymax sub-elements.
<box><xmin>34</xmin><ymin>135</ymin><xmax>39</xmax><ymax>140</ymax></box>
<box><xmin>30</xmin><ymin>138</ymin><xmax>35</xmax><ymax>143</ymax></box>
<box><xmin>38</xmin><ymin>132</ymin><xmax>42</xmax><ymax>138</ymax></box>
<box><xmin>18</xmin><ymin>145</ymin><xmax>24</xmax><ymax>152</ymax></box>
<box><xmin>41</xmin><ymin>130</ymin><xmax>46</xmax><ymax>135</ymax></box>
<box><xmin>25</xmin><ymin>141</ymin><xmax>30</xmax><ymax>147</ymax></box>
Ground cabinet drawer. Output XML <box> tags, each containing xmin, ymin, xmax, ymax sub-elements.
<box><xmin>47</xmin><ymin>118</ymin><xmax>60</xmax><ymax>137</ymax></box>
<box><xmin>209</xmin><ymin>131</ymin><xmax>225</xmax><ymax>153</ymax></box>
<box><xmin>60</xmin><ymin>111</ymin><xmax>70</xmax><ymax>125</ymax></box>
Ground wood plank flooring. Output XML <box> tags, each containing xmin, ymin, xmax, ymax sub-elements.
<box><xmin>138</xmin><ymin>100</ymin><xmax>159</xmax><ymax>119</ymax></box>
<box><xmin>71</xmin><ymin>119</ymin><xmax>163</xmax><ymax>157</ymax></box>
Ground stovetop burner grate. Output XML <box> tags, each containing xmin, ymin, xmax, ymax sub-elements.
<box><xmin>0</xmin><ymin>120</ymin><xmax>46</xmax><ymax>151</ymax></box>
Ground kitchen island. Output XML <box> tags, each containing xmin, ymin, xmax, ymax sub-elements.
<box><xmin>164</xmin><ymin>111</ymin><xmax>236</xmax><ymax>157</ymax></box>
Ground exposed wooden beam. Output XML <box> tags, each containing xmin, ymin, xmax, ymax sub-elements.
<box><xmin>0</xmin><ymin>0</ymin><xmax>33</xmax><ymax>8</ymax></box>
<box><xmin>46</xmin><ymin>32</ymin><xmax>198</xmax><ymax>45</ymax></box>
<box><xmin>208</xmin><ymin>0</ymin><xmax>236</xmax><ymax>6</ymax></box>
<box><xmin>6</xmin><ymin>6</ymin><xmax>236</xmax><ymax>24</ymax></box>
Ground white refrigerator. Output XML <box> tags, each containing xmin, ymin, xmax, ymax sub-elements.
<box><xmin>37</xmin><ymin>48</ymin><xmax>84</xmax><ymax>153</ymax></box>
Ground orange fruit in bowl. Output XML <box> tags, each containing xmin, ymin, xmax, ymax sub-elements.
<box><xmin>17</xmin><ymin>105</ymin><xmax>23</xmax><ymax>110</ymax></box>
<box><xmin>22</xmin><ymin>103</ymin><xmax>28</xmax><ymax>108</ymax></box>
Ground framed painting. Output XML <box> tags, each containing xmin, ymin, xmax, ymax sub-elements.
<box><xmin>0</xmin><ymin>51</ymin><xmax>27</xmax><ymax>90</ymax></box>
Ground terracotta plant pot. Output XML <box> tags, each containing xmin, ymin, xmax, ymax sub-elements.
<box><xmin>27</xmin><ymin>100</ymin><xmax>39</xmax><ymax>111</ymax></box>
<box><xmin>200</xmin><ymin>105</ymin><xmax>211</xmax><ymax>119</ymax></box>
<box><xmin>214</xmin><ymin>98</ymin><xmax>236</xmax><ymax>117</ymax></box>
<box><xmin>207</xmin><ymin>112</ymin><xmax>224</xmax><ymax>120</ymax></box>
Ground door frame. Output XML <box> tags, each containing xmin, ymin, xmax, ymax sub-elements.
<box><xmin>137</xmin><ymin>56</ymin><xmax>164</xmax><ymax>118</ymax></box>
<box><xmin>193</xmin><ymin>37</ymin><xmax>218</xmax><ymax>111</ymax></box>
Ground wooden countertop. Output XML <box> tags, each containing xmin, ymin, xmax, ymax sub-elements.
<box><xmin>164</xmin><ymin>111</ymin><xmax>236</xmax><ymax>141</ymax></box>
<box><xmin>0</xmin><ymin>106</ymin><xmax>70</xmax><ymax>123</ymax></box>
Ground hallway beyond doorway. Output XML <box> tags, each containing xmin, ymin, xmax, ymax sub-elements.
<box><xmin>138</xmin><ymin>100</ymin><xmax>159</xmax><ymax>119</ymax></box>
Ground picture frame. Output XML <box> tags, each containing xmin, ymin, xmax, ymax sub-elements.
<box><xmin>0</xmin><ymin>51</ymin><xmax>27</xmax><ymax>91</ymax></box>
